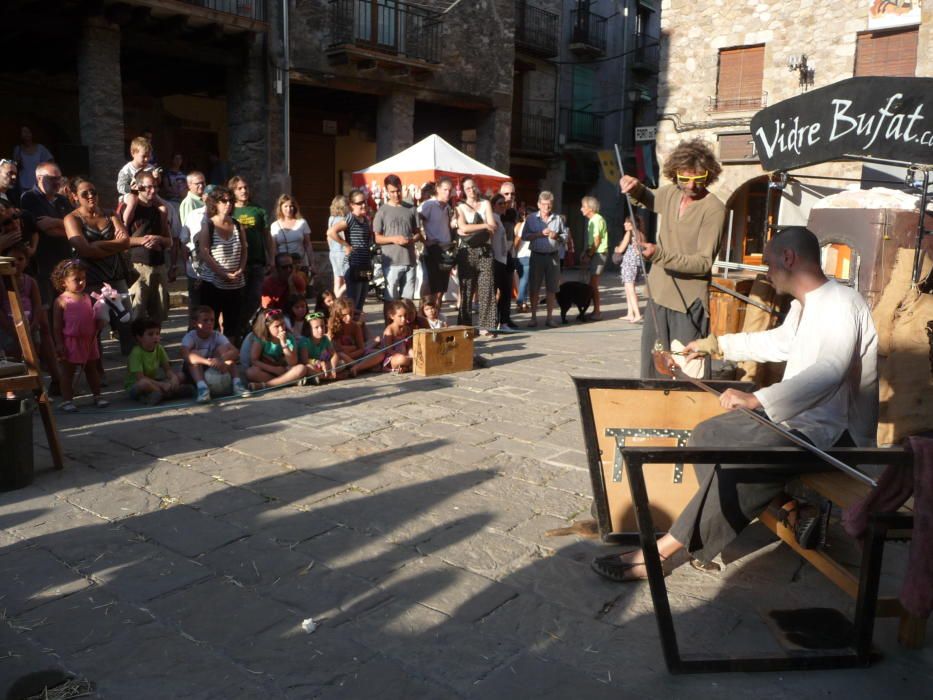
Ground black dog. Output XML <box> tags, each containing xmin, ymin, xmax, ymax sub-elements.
<box><xmin>556</xmin><ymin>281</ymin><xmax>593</xmax><ymax>323</ymax></box>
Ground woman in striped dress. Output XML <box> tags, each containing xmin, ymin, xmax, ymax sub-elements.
<box><xmin>198</xmin><ymin>186</ymin><xmax>247</xmax><ymax>340</ymax></box>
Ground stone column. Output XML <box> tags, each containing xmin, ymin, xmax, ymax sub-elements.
<box><xmin>227</xmin><ymin>34</ymin><xmax>271</xmax><ymax>207</ymax></box>
<box><xmin>376</xmin><ymin>93</ymin><xmax>415</xmax><ymax>160</ymax></box>
<box><xmin>77</xmin><ymin>17</ymin><xmax>125</xmax><ymax>208</ymax></box>
<box><xmin>476</xmin><ymin>102</ymin><xmax>512</xmax><ymax>174</ymax></box>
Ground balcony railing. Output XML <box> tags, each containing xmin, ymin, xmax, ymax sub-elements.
<box><xmin>514</xmin><ymin>113</ymin><xmax>556</xmax><ymax>154</ymax></box>
<box><xmin>632</xmin><ymin>34</ymin><xmax>659</xmax><ymax>72</ymax></box>
<box><xmin>179</xmin><ymin>0</ymin><xmax>266</xmax><ymax>21</ymax></box>
<box><xmin>329</xmin><ymin>0</ymin><xmax>442</xmax><ymax>63</ymax></box>
<box><xmin>515</xmin><ymin>1</ymin><xmax>560</xmax><ymax>58</ymax></box>
<box><xmin>569</xmin><ymin>9</ymin><xmax>607</xmax><ymax>54</ymax></box>
<box><xmin>563</xmin><ymin>109</ymin><xmax>604</xmax><ymax>145</ymax></box>
<box><xmin>706</xmin><ymin>92</ymin><xmax>768</xmax><ymax>113</ymax></box>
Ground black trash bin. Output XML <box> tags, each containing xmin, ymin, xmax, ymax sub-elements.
<box><xmin>0</xmin><ymin>397</ymin><xmax>35</xmax><ymax>491</ymax></box>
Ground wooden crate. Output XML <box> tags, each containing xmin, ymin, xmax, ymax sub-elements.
<box><xmin>413</xmin><ymin>326</ymin><xmax>475</xmax><ymax>377</ymax></box>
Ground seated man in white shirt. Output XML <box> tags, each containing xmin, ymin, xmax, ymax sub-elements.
<box><xmin>592</xmin><ymin>226</ymin><xmax>879</xmax><ymax>582</ymax></box>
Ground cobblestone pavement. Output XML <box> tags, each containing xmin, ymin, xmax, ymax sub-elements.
<box><xmin>1</xmin><ymin>284</ymin><xmax>930</xmax><ymax>699</ymax></box>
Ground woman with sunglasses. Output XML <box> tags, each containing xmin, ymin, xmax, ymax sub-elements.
<box><xmin>327</xmin><ymin>188</ymin><xmax>372</xmax><ymax>313</ymax></box>
<box><xmin>198</xmin><ymin>187</ymin><xmax>247</xmax><ymax>342</ymax></box>
<box><xmin>618</xmin><ymin>138</ymin><xmax>725</xmax><ymax>379</ymax></box>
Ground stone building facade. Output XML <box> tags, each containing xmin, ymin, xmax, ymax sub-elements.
<box><xmin>2</xmin><ymin>1</ymin><xmax>283</xmax><ymax>210</ymax></box>
<box><xmin>656</xmin><ymin>0</ymin><xmax>933</xmax><ymax>262</ymax></box>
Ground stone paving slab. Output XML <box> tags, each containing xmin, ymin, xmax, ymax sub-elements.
<box><xmin>2</xmin><ymin>296</ymin><xmax>932</xmax><ymax>698</ymax></box>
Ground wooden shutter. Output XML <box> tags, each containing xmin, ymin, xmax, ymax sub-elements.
<box><xmin>716</xmin><ymin>45</ymin><xmax>764</xmax><ymax>111</ymax></box>
<box><xmin>854</xmin><ymin>28</ymin><xmax>918</xmax><ymax>77</ymax></box>
<box><xmin>718</xmin><ymin>133</ymin><xmax>757</xmax><ymax>162</ymax></box>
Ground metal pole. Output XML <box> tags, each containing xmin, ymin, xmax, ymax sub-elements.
<box><xmin>723</xmin><ymin>209</ymin><xmax>734</xmax><ymax>280</ymax></box>
<box><xmin>283</xmin><ymin>0</ymin><xmax>291</xmax><ymax>176</ymax></box>
<box><xmin>911</xmin><ymin>168</ymin><xmax>929</xmax><ymax>285</ymax></box>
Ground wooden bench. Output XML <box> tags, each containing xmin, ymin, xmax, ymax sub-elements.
<box><xmin>759</xmin><ymin>465</ymin><xmax>925</xmax><ymax>649</ymax></box>
<box><xmin>614</xmin><ymin>445</ymin><xmax>917</xmax><ymax>673</ymax></box>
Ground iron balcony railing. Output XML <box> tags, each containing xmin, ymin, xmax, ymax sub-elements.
<box><xmin>569</xmin><ymin>9</ymin><xmax>607</xmax><ymax>53</ymax></box>
<box><xmin>632</xmin><ymin>34</ymin><xmax>659</xmax><ymax>71</ymax></box>
<box><xmin>514</xmin><ymin>113</ymin><xmax>556</xmax><ymax>154</ymax></box>
<box><xmin>178</xmin><ymin>0</ymin><xmax>266</xmax><ymax>21</ymax></box>
<box><xmin>515</xmin><ymin>1</ymin><xmax>560</xmax><ymax>58</ymax></box>
<box><xmin>706</xmin><ymin>91</ymin><xmax>768</xmax><ymax>113</ymax></box>
<box><xmin>329</xmin><ymin>0</ymin><xmax>442</xmax><ymax>63</ymax></box>
<box><xmin>563</xmin><ymin>109</ymin><xmax>604</xmax><ymax>145</ymax></box>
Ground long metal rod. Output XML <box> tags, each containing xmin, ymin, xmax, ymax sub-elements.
<box><xmin>614</xmin><ymin>143</ymin><xmax>664</xmax><ymax>347</ymax></box>
<box><xmin>723</xmin><ymin>209</ymin><xmax>734</xmax><ymax>279</ymax></box>
<box><xmin>709</xmin><ymin>280</ymin><xmax>776</xmax><ymax>315</ymax></box>
<box><xmin>663</xmin><ymin>361</ymin><xmax>878</xmax><ymax>488</ymax></box>
<box><xmin>911</xmin><ymin>168</ymin><xmax>929</xmax><ymax>285</ymax></box>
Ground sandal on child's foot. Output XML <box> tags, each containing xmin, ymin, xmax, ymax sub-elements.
<box><xmin>93</xmin><ymin>396</ymin><xmax>110</xmax><ymax>408</ymax></box>
<box><xmin>60</xmin><ymin>400</ymin><xmax>78</xmax><ymax>413</ymax></box>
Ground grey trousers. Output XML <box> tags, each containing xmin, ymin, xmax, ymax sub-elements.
<box><xmin>668</xmin><ymin>411</ymin><xmax>812</xmax><ymax>564</ymax></box>
<box><xmin>640</xmin><ymin>298</ymin><xmax>711</xmax><ymax>379</ymax></box>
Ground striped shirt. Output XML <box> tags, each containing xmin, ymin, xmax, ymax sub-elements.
<box><xmin>200</xmin><ymin>219</ymin><xmax>245</xmax><ymax>290</ymax></box>
<box><xmin>345</xmin><ymin>214</ymin><xmax>372</xmax><ymax>268</ymax></box>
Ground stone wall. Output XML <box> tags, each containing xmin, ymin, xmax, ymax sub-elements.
<box><xmin>656</xmin><ymin>0</ymin><xmax>933</xmax><ymax>202</ymax></box>
<box><xmin>290</xmin><ymin>0</ymin><xmax>515</xmax><ymax>102</ymax></box>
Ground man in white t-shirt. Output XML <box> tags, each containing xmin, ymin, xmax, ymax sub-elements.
<box><xmin>591</xmin><ymin>227</ymin><xmax>878</xmax><ymax>583</ymax></box>
<box><xmin>179</xmin><ymin>203</ymin><xmax>208</xmax><ymax>318</ymax></box>
<box><xmin>420</xmin><ymin>177</ymin><xmax>454</xmax><ymax>308</ymax></box>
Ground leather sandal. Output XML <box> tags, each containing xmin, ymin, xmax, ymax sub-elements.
<box><xmin>590</xmin><ymin>551</ymin><xmax>667</xmax><ymax>583</ymax></box>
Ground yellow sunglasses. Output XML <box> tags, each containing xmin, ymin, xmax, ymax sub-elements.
<box><xmin>676</xmin><ymin>171</ymin><xmax>709</xmax><ymax>183</ymax></box>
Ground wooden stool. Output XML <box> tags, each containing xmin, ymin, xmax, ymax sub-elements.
<box><xmin>0</xmin><ymin>256</ymin><xmax>63</xmax><ymax>469</ymax></box>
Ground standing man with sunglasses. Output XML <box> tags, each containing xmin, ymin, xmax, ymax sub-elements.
<box><xmin>619</xmin><ymin>138</ymin><xmax>726</xmax><ymax>378</ymax></box>
<box><xmin>20</xmin><ymin>161</ymin><xmax>74</xmax><ymax>307</ymax></box>
<box><xmin>126</xmin><ymin>171</ymin><xmax>172</xmax><ymax>323</ymax></box>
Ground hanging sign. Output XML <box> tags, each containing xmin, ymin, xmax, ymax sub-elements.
<box><xmin>750</xmin><ymin>76</ymin><xmax>933</xmax><ymax>171</ymax></box>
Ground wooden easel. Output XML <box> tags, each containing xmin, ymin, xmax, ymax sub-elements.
<box><xmin>0</xmin><ymin>256</ymin><xmax>63</xmax><ymax>469</ymax></box>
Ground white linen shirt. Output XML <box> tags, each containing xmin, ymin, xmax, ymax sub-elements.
<box><xmin>718</xmin><ymin>280</ymin><xmax>878</xmax><ymax>449</ymax></box>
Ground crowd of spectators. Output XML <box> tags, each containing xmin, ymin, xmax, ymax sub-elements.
<box><xmin>0</xmin><ymin>127</ymin><xmax>642</xmax><ymax>410</ymax></box>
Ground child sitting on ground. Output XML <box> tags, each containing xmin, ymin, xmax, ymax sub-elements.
<box><xmin>420</xmin><ymin>299</ymin><xmax>448</xmax><ymax>329</ymax></box>
<box><xmin>285</xmin><ymin>294</ymin><xmax>310</xmax><ymax>338</ymax></box>
<box><xmin>329</xmin><ymin>297</ymin><xmax>383</xmax><ymax>377</ymax></box>
<box><xmin>126</xmin><ymin>317</ymin><xmax>192</xmax><ymax>405</ymax></box>
<box><xmin>180</xmin><ymin>305</ymin><xmax>246</xmax><ymax>403</ymax></box>
<box><xmin>246</xmin><ymin>307</ymin><xmax>308</xmax><ymax>391</ymax></box>
<box><xmin>381</xmin><ymin>301</ymin><xmax>414</xmax><ymax>373</ymax></box>
<box><xmin>299</xmin><ymin>312</ymin><xmax>339</xmax><ymax>381</ymax></box>
<box><xmin>403</xmin><ymin>299</ymin><xmax>428</xmax><ymax>330</ymax></box>
<box><xmin>314</xmin><ymin>289</ymin><xmax>336</xmax><ymax>320</ymax></box>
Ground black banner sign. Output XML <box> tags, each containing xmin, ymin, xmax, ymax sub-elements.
<box><xmin>751</xmin><ymin>77</ymin><xmax>933</xmax><ymax>171</ymax></box>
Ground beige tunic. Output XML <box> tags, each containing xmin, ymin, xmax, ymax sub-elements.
<box><xmin>629</xmin><ymin>183</ymin><xmax>725</xmax><ymax>313</ymax></box>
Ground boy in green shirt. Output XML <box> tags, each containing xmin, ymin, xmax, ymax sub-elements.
<box><xmin>126</xmin><ymin>318</ymin><xmax>192</xmax><ymax>405</ymax></box>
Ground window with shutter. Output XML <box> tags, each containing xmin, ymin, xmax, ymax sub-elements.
<box><xmin>714</xmin><ymin>45</ymin><xmax>765</xmax><ymax>112</ymax></box>
<box><xmin>854</xmin><ymin>28</ymin><xmax>918</xmax><ymax>77</ymax></box>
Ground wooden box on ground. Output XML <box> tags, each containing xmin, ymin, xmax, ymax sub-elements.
<box><xmin>573</xmin><ymin>377</ymin><xmax>754</xmax><ymax>538</ymax></box>
<box><xmin>413</xmin><ymin>326</ymin><xmax>475</xmax><ymax>377</ymax></box>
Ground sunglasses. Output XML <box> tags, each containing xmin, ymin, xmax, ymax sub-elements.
<box><xmin>350</xmin><ymin>200</ymin><xmax>366</xmax><ymax>206</ymax></box>
<box><xmin>278</xmin><ymin>264</ymin><xmax>293</xmax><ymax>270</ymax></box>
<box><xmin>676</xmin><ymin>171</ymin><xmax>709</xmax><ymax>183</ymax></box>
<box><xmin>138</xmin><ymin>184</ymin><xmax>156</xmax><ymax>191</ymax></box>
<box><xmin>219</xmin><ymin>198</ymin><xmax>233</xmax><ymax>204</ymax></box>
<box><xmin>79</xmin><ymin>189</ymin><xmax>98</xmax><ymax>199</ymax></box>
<box><xmin>305</xmin><ymin>312</ymin><xmax>324</xmax><ymax>321</ymax></box>
<box><xmin>0</xmin><ymin>158</ymin><xmax>14</xmax><ymax>167</ymax></box>
<box><xmin>265</xmin><ymin>309</ymin><xmax>284</xmax><ymax>320</ymax></box>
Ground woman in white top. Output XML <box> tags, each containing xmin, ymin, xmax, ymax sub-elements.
<box><xmin>327</xmin><ymin>195</ymin><xmax>350</xmax><ymax>298</ymax></box>
<box><xmin>271</xmin><ymin>194</ymin><xmax>313</xmax><ymax>276</ymax></box>
<box><xmin>198</xmin><ymin>186</ymin><xmax>246</xmax><ymax>341</ymax></box>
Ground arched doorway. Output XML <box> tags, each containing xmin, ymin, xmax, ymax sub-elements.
<box><xmin>725</xmin><ymin>176</ymin><xmax>782</xmax><ymax>265</ymax></box>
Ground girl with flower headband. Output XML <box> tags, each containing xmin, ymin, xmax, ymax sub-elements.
<box><xmin>245</xmin><ymin>307</ymin><xmax>308</xmax><ymax>392</ymax></box>
<box><xmin>50</xmin><ymin>259</ymin><xmax>109</xmax><ymax>412</ymax></box>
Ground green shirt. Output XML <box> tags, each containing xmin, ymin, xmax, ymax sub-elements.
<box><xmin>586</xmin><ymin>213</ymin><xmax>609</xmax><ymax>254</ymax></box>
<box><xmin>125</xmin><ymin>344</ymin><xmax>169</xmax><ymax>390</ymax></box>
<box><xmin>301</xmin><ymin>335</ymin><xmax>334</xmax><ymax>361</ymax></box>
<box><xmin>234</xmin><ymin>204</ymin><xmax>269</xmax><ymax>267</ymax></box>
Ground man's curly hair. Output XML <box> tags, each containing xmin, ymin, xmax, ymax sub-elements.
<box><xmin>661</xmin><ymin>139</ymin><xmax>722</xmax><ymax>186</ymax></box>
